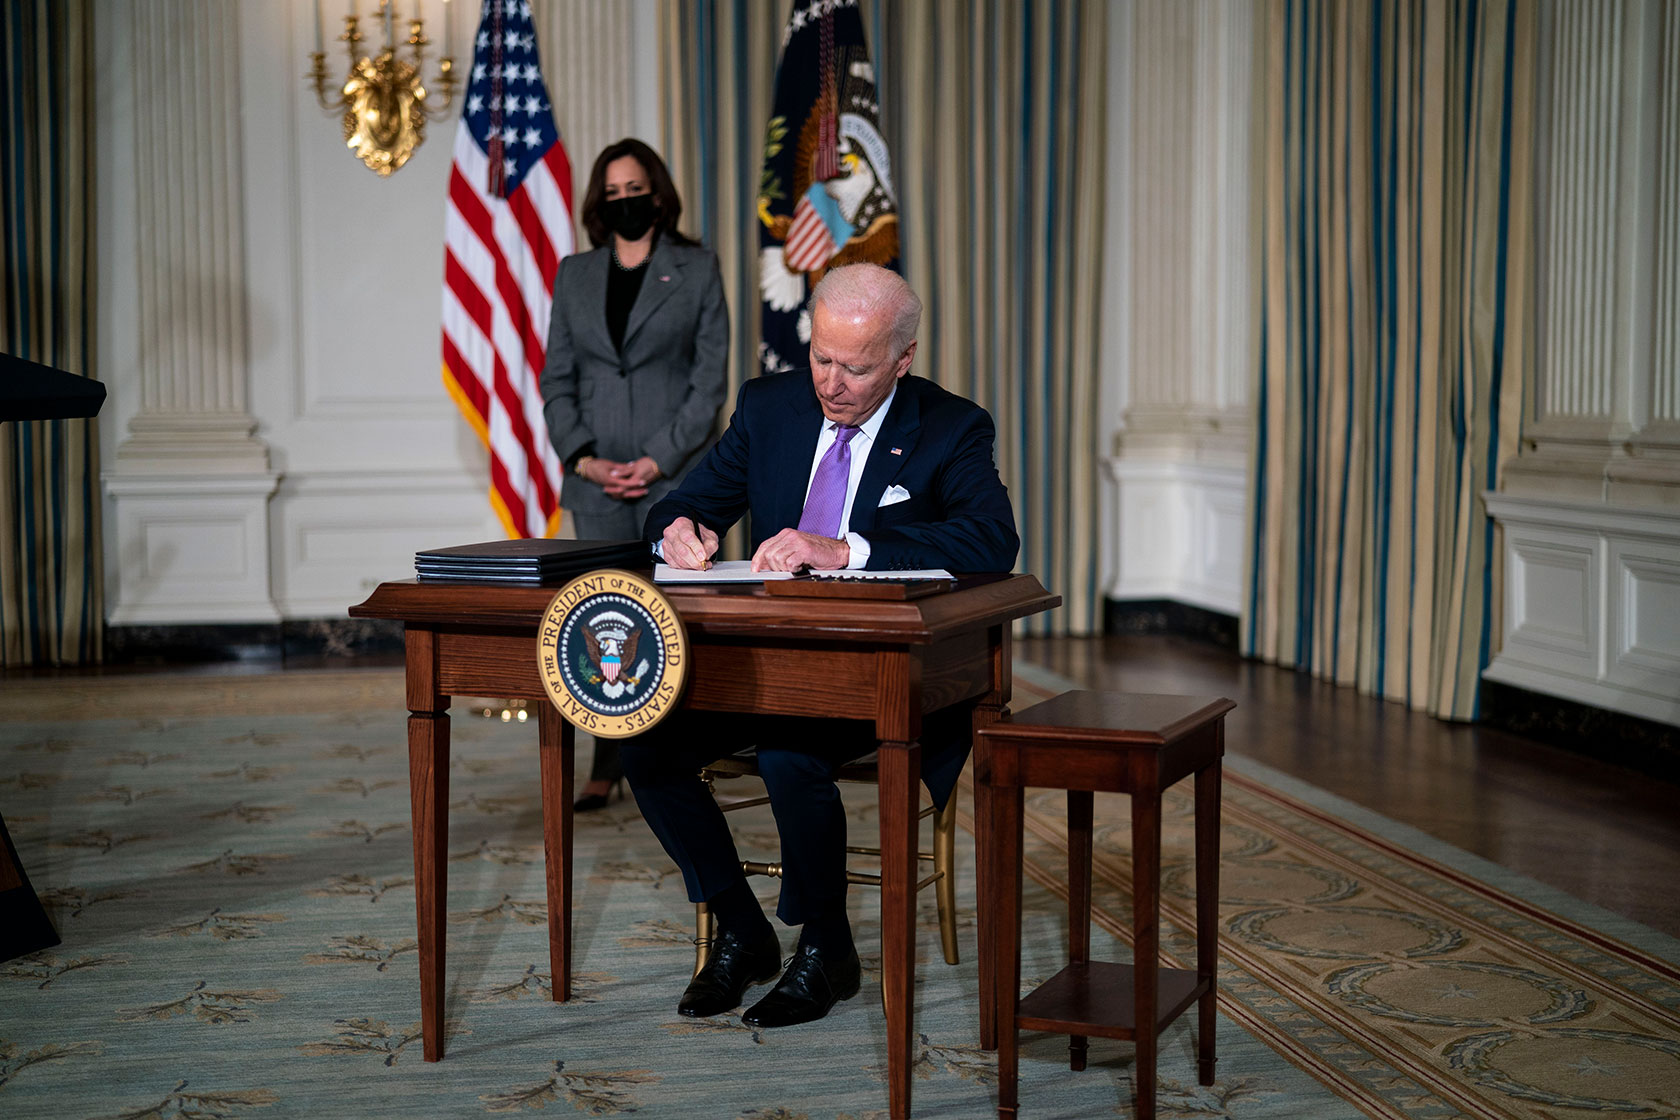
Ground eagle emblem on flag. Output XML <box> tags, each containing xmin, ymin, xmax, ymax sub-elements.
<box><xmin>757</xmin><ymin>0</ymin><xmax>899</xmax><ymax>373</ymax></box>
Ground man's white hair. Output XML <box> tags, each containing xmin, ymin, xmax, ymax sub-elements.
<box><xmin>810</xmin><ymin>263</ymin><xmax>922</xmax><ymax>358</ymax></box>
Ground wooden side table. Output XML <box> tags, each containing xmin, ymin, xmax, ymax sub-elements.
<box><xmin>976</xmin><ymin>691</ymin><xmax>1233</xmax><ymax>1120</ymax></box>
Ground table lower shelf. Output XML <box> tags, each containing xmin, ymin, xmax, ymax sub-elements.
<box><xmin>1016</xmin><ymin>962</ymin><xmax>1207</xmax><ymax>1039</ymax></box>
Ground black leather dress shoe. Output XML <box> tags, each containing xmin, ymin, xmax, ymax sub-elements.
<box><xmin>678</xmin><ymin>928</ymin><xmax>782</xmax><ymax>1018</ymax></box>
<box><xmin>741</xmin><ymin>942</ymin><xmax>861</xmax><ymax>1028</ymax></box>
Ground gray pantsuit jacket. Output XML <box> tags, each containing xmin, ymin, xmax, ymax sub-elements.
<box><xmin>539</xmin><ymin>237</ymin><xmax>730</xmax><ymax>520</ymax></box>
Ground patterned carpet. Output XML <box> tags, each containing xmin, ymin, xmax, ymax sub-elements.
<box><xmin>0</xmin><ymin>667</ymin><xmax>1676</xmax><ymax>1119</ymax></box>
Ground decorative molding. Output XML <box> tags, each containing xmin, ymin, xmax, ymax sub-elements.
<box><xmin>1607</xmin><ymin>539</ymin><xmax>1680</xmax><ymax>699</ymax></box>
<box><xmin>1104</xmin><ymin>458</ymin><xmax>1247</xmax><ymax>616</ymax></box>
<box><xmin>269</xmin><ymin>471</ymin><xmax>504</xmax><ymax>618</ymax></box>
<box><xmin>1484</xmin><ymin>492</ymin><xmax>1680</xmax><ymax>537</ymax></box>
<box><xmin>1483</xmin><ymin>492</ymin><xmax>1680</xmax><ymax>728</ymax></box>
<box><xmin>104</xmin><ymin>473</ymin><xmax>282</xmax><ymax>625</ymax></box>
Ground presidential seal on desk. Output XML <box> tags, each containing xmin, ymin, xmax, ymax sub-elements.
<box><xmin>537</xmin><ymin>569</ymin><xmax>689</xmax><ymax>738</ymax></box>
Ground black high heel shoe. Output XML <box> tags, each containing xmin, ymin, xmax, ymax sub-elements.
<box><xmin>573</xmin><ymin>778</ymin><xmax>624</xmax><ymax>813</ymax></box>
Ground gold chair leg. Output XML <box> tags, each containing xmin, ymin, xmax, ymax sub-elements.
<box><xmin>934</xmin><ymin>794</ymin><xmax>959</xmax><ymax>966</ymax></box>
<box><xmin>693</xmin><ymin>902</ymin><xmax>716</xmax><ymax>978</ymax></box>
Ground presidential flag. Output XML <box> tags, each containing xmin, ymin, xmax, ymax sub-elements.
<box><xmin>441</xmin><ymin>0</ymin><xmax>574</xmax><ymax>538</ymax></box>
<box><xmin>756</xmin><ymin>0</ymin><xmax>900</xmax><ymax>373</ymax></box>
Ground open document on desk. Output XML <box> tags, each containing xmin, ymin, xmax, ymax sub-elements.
<box><xmin>653</xmin><ymin>560</ymin><xmax>792</xmax><ymax>583</ymax></box>
<box><xmin>653</xmin><ymin>561</ymin><xmax>953</xmax><ymax>584</ymax></box>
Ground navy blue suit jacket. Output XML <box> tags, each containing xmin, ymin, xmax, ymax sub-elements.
<box><xmin>644</xmin><ymin>370</ymin><xmax>1019</xmax><ymax>572</ymax></box>
<box><xmin>642</xmin><ymin>371</ymin><xmax>1018</xmax><ymax>808</ymax></box>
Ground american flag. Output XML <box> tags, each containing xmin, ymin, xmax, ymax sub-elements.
<box><xmin>441</xmin><ymin>0</ymin><xmax>574</xmax><ymax>538</ymax></box>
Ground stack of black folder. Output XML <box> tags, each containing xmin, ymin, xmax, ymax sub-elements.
<box><xmin>414</xmin><ymin>538</ymin><xmax>651</xmax><ymax>584</ymax></box>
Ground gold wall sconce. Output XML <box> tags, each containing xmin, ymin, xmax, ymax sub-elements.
<box><xmin>307</xmin><ymin>0</ymin><xmax>458</xmax><ymax>176</ymax></box>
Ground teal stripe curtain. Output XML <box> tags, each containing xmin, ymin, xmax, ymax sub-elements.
<box><xmin>1246</xmin><ymin>0</ymin><xmax>1532</xmax><ymax>720</ymax></box>
<box><xmin>660</xmin><ymin>0</ymin><xmax>1106</xmax><ymax>633</ymax></box>
<box><xmin>1</xmin><ymin>0</ymin><xmax>103</xmax><ymax>667</ymax></box>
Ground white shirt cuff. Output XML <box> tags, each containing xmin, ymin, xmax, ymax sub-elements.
<box><xmin>844</xmin><ymin>532</ymin><xmax>871</xmax><ymax>570</ymax></box>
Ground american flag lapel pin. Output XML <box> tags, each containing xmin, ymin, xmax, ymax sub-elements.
<box><xmin>660</xmin><ymin>275</ymin><xmax>671</xmax><ymax>282</ymax></box>
<box><xmin>890</xmin><ymin>447</ymin><xmax>902</xmax><ymax>455</ymax></box>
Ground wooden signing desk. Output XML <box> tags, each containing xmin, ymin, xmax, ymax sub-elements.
<box><xmin>349</xmin><ymin>572</ymin><xmax>1057</xmax><ymax>1120</ymax></box>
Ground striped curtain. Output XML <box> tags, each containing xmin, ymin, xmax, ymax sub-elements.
<box><xmin>659</xmin><ymin>0</ymin><xmax>1107</xmax><ymax>633</ymax></box>
<box><xmin>0</xmin><ymin>0</ymin><xmax>102</xmax><ymax>667</ymax></box>
<box><xmin>1246</xmin><ymin>0</ymin><xmax>1532</xmax><ymax>720</ymax></box>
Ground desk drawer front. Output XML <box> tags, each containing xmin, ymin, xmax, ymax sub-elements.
<box><xmin>435</xmin><ymin>631</ymin><xmax>546</xmax><ymax>699</ymax></box>
<box><xmin>684</xmin><ymin>641</ymin><xmax>878</xmax><ymax>718</ymax></box>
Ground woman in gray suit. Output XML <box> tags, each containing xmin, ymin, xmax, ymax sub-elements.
<box><xmin>540</xmin><ymin>138</ymin><xmax>729</xmax><ymax>809</ymax></box>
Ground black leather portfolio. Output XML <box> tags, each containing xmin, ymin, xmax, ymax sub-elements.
<box><xmin>414</xmin><ymin>538</ymin><xmax>651</xmax><ymax>584</ymax></box>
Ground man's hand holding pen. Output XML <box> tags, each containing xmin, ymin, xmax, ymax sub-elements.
<box><xmin>660</xmin><ymin>517</ymin><xmax>718</xmax><ymax>570</ymax></box>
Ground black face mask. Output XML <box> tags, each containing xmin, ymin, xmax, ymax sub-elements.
<box><xmin>602</xmin><ymin>194</ymin><xmax>658</xmax><ymax>241</ymax></box>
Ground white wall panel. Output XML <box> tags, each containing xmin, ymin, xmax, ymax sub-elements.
<box><xmin>106</xmin><ymin>477</ymin><xmax>281</xmax><ymax>625</ymax></box>
<box><xmin>1107</xmin><ymin>460</ymin><xmax>1246</xmax><ymax>615</ymax></box>
<box><xmin>270</xmin><ymin>470</ymin><xmax>503</xmax><ymax>618</ymax></box>
<box><xmin>1504</xmin><ymin>532</ymin><xmax>1600</xmax><ymax>673</ymax></box>
<box><xmin>1609</xmin><ymin>541</ymin><xmax>1680</xmax><ymax>692</ymax></box>
<box><xmin>1484</xmin><ymin>494</ymin><xmax>1680</xmax><ymax>727</ymax></box>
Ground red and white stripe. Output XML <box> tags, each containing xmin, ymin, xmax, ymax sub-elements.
<box><xmin>440</xmin><ymin>122</ymin><xmax>575</xmax><ymax>538</ymax></box>
<box><xmin>784</xmin><ymin>195</ymin><xmax>838</xmax><ymax>273</ymax></box>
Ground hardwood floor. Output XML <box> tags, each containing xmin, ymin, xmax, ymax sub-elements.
<box><xmin>1014</xmin><ymin>634</ymin><xmax>1680</xmax><ymax>941</ymax></box>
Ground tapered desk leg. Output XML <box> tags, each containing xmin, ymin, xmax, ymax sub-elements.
<box><xmin>1195</xmin><ymin>761</ymin><xmax>1222</xmax><ymax>1084</ymax></box>
<box><xmin>972</xmin><ymin>698</ymin><xmax>1006</xmax><ymax>1051</ymax></box>
<box><xmin>974</xmin><ymin>777</ymin><xmax>998</xmax><ymax>1050</ymax></box>
<box><xmin>1066</xmin><ymin>789</ymin><xmax>1093</xmax><ymax>1071</ymax></box>
<box><xmin>1132</xmin><ymin>787</ymin><xmax>1162</xmax><ymax>1120</ymax></box>
<box><xmin>408</xmin><ymin>710</ymin><xmax>449</xmax><ymax>1061</ymax></box>
<box><xmin>538</xmin><ymin>705</ymin><xmax>575</xmax><ymax>1002</ymax></box>
<box><xmin>878</xmin><ymin>739</ymin><xmax>921</xmax><ymax>1120</ymax></box>
<box><xmin>995</xmin><ymin>783</ymin><xmax>1023</xmax><ymax>1120</ymax></box>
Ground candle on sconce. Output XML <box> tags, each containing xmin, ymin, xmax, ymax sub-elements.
<box><xmin>312</xmin><ymin>0</ymin><xmax>323</xmax><ymax>54</ymax></box>
<box><xmin>442</xmin><ymin>0</ymin><xmax>452</xmax><ymax>58</ymax></box>
<box><xmin>383</xmin><ymin>0</ymin><xmax>394</xmax><ymax>49</ymax></box>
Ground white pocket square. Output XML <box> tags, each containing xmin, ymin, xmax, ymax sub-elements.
<box><xmin>878</xmin><ymin>485</ymin><xmax>911</xmax><ymax>507</ymax></box>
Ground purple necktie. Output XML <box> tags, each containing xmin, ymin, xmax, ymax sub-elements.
<box><xmin>797</xmin><ymin>424</ymin><xmax>860</xmax><ymax>538</ymax></box>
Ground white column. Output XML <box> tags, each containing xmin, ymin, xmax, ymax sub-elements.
<box><xmin>1629</xmin><ymin>1</ymin><xmax>1680</xmax><ymax>492</ymax></box>
<box><xmin>1506</xmin><ymin>0</ymin><xmax>1677</xmax><ymax>505</ymax></box>
<box><xmin>1103</xmin><ymin>0</ymin><xmax>1256</xmax><ymax>614</ymax></box>
<box><xmin>1486</xmin><ymin>0</ymin><xmax>1680</xmax><ymax>729</ymax></box>
<box><xmin>101</xmin><ymin>0</ymin><xmax>280</xmax><ymax>624</ymax></box>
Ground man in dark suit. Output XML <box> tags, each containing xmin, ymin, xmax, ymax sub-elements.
<box><xmin>622</xmin><ymin>263</ymin><xmax>1018</xmax><ymax>1030</ymax></box>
